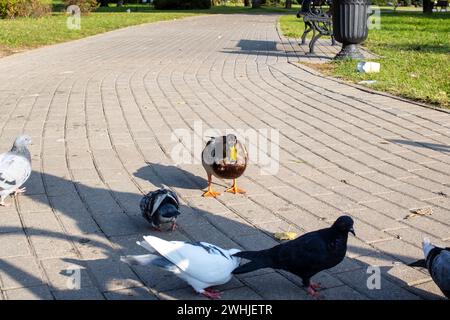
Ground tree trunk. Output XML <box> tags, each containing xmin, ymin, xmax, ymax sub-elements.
<box><xmin>244</xmin><ymin>0</ymin><xmax>251</xmax><ymax>6</ymax></box>
<box><xmin>423</xmin><ymin>0</ymin><xmax>434</xmax><ymax>13</ymax></box>
<box><xmin>252</xmin><ymin>0</ymin><xmax>261</xmax><ymax>8</ymax></box>
<box><xmin>285</xmin><ymin>0</ymin><xmax>292</xmax><ymax>8</ymax></box>
<box><xmin>98</xmin><ymin>0</ymin><xmax>109</xmax><ymax>6</ymax></box>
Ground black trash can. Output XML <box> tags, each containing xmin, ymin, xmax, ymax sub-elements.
<box><xmin>332</xmin><ymin>0</ymin><xmax>371</xmax><ymax>59</ymax></box>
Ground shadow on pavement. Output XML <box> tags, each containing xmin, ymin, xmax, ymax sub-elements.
<box><xmin>0</xmin><ymin>170</ymin><xmax>445</xmax><ymax>300</ymax></box>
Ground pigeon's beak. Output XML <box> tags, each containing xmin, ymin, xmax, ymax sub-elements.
<box><xmin>349</xmin><ymin>227</ymin><xmax>355</xmax><ymax>236</ymax></box>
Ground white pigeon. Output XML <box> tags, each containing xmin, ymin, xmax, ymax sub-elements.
<box><xmin>121</xmin><ymin>235</ymin><xmax>241</xmax><ymax>299</ymax></box>
<box><xmin>0</xmin><ymin>135</ymin><xmax>32</xmax><ymax>207</ymax></box>
<box><xmin>422</xmin><ymin>238</ymin><xmax>450</xmax><ymax>299</ymax></box>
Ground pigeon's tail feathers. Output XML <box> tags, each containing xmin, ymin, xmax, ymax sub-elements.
<box><xmin>423</xmin><ymin>237</ymin><xmax>435</xmax><ymax>259</ymax></box>
<box><xmin>120</xmin><ymin>254</ymin><xmax>177</xmax><ymax>271</ymax></box>
<box><xmin>231</xmin><ymin>250</ymin><xmax>269</xmax><ymax>275</ymax></box>
<box><xmin>137</xmin><ymin>240</ymin><xmax>155</xmax><ymax>253</ymax></box>
<box><xmin>120</xmin><ymin>254</ymin><xmax>160</xmax><ymax>266</ymax></box>
<box><xmin>232</xmin><ymin>250</ymin><xmax>259</xmax><ymax>260</ymax></box>
<box><xmin>161</xmin><ymin>184</ymin><xmax>169</xmax><ymax>190</ymax></box>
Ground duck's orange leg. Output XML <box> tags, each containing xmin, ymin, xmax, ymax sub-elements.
<box><xmin>226</xmin><ymin>179</ymin><xmax>246</xmax><ymax>194</ymax></box>
<box><xmin>202</xmin><ymin>174</ymin><xmax>221</xmax><ymax>197</ymax></box>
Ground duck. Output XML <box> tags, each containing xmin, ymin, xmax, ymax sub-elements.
<box><xmin>201</xmin><ymin>134</ymin><xmax>248</xmax><ymax>197</ymax></box>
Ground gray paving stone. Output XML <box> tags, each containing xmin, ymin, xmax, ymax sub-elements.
<box><xmin>0</xmin><ymin>212</ymin><xmax>22</xmax><ymax>233</ymax></box>
<box><xmin>372</xmin><ymin>239</ymin><xmax>424</xmax><ymax>265</ymax></box>
<box><xmin>0</xmin><ymin>13</ymin><xmax>449</xmax><ymax>300</ymax></box>
<box><xmin>104</xmin><ymin>287</ymin><xmax>158</xmax><ymax>300</ymax></box>
<box><xmin>335</xmin><ymin>269</ymin><xmax>420</xmax><ymax>300</ymax></box>
<box><xmin>18</xmin><ymin>194</ymin><xmax>52</xmax><ymax>214</ymax></box>
<box><xmin>159</xmin><ymin>287</ymin><xmax>209</xmax><ymax>300</ymax></box>
<box><xmin>409</xmin><ymin>281</ymin><xmax>447</xmax><ymax>300</ymax></box>
<box><xmin>0</xmin><ymin>256</ymin><xmax>45</xmax><ymax>290</ymax></box>
<box><xmin>5</xmin><ymin>285</ymin><xmax>54</xmax><ymax>300</ymax></box>
<box><xmin>40</xmin><ymin>258</ymin><xmax>95</xmax><ymax>290</ymax></box>
<box><xmin>84</xmin><ymin>256</ymin><xmax>144</xmax><ymax>292</ymax></box>
<box><xmin>241</xmin><ymin>273</ymin><xmax>310</xmax><ymax>300</ymax></box>
<box><xmin>52</xmin><ymin>287</ymin><xmax>105</xmax><ymax>300</ymax></box>
<box><xmin>219</xmin><ymin>287</ymin><xmax>263</xmax><ymax>300</ymax></box>
<box><xmin>0</xmin><ymin>233</ymin><xmax>32</xmax><ymax>258</ymax></box>
<box><xmin>319</xmin><ymin>285</ymin><xmax>368</xmax><ymax>300</ymax></box>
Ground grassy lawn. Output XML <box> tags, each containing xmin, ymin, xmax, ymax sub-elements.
<box><xmin>0</xmin><ymin>2</ymin><xmax>295</xmax><ymax>56</ymax></box>
<box><xmin>280</xmin><ymin>9</ymin><xmax>450</xmax><ymax>108</ymax></box>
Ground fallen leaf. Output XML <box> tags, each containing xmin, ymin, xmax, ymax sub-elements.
<box><xmin>274</xmin><ymin>232</ymin><xmax>298</xmax><ymax>241</ymax></box>
<box><xmin>404</xmin><ymin>207</ymin><xmax>433</xmax><ymax>220</ymax></box>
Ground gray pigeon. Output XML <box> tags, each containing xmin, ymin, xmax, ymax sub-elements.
<box><xmin>0</xmin><ymin>135</ymin><xmax>32</xmax><ymax>207</ymax></box>
<box><xmin>140</xmin><ymin>186</ymin><xmax>181</xmax><ymax>231</ymax></box>
<box><xmin>233</xmin><ymin>215</ymin><xmax>355</xmax><ymax>298</ymax></box>
<box><xmin>422</xmin><ymin>238</ymin><xmax>450</xmax><ymax>299</ymax></box>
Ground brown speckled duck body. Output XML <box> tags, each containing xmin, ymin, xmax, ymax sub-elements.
<box><xmin>201</xmin><ymin>134</ymin><xmax>248</xmax><ymax>197</ymax></box>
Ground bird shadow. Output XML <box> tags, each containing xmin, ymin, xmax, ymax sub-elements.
<box><xmin>0</xmin><ymin>170</ymin><xmax>446</xmax><ymax>300</ymax></box>
<box><xmin>134</xmin><ymin>163</ymin><xmax>208</xmax><ymax>190</ymax></box>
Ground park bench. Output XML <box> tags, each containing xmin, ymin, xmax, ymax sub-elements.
<box><xmin>296</xmin><ymin>0</ymin><xmax>336</xmax><ymax>54</ymax></box>
<box><xmin>435</xmin><ymin>0</ymin><xmax>449</xmax><ymax>11</ymax></box>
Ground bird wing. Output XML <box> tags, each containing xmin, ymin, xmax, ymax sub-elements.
<box><xmin>0</xmin><ymin>152</ymin><xmax>31</xmax><ymax>191</ymax></box>
<box><xmin>277</xmin><ymin>232</ymin><xmax>332</xmax><ymax>272</ymax></box>
<box><xmin>202</xmin><ymin>138</ymin><xmax>218</xmax><ymax>167</ymax></box>
<box><xmin>235</xmin><ymin>141</ymin><xmax>248</xmax><ymax>164</ymax></box>
<box><xmin>142</xmin><ymin>236</ymin><xmax>237</xmax><ymax>284</ymax></box>
<box><xmin>150</xmin><ymin>189</ymin><xmax>179</xmax><ymax>216</ymax></box>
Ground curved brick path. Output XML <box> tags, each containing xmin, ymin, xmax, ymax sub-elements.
<box><xmin>0</xmin><ymin>14</ymin><xmax>449</xmax><ymax>300</ymax></box>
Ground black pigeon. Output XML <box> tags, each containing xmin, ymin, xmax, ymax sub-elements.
<box><xmin>233</xmin><ymin>215</ymin><xmax>355</xmax><ymax>298</ymax></box>
<box><xmin>140</xmin><ymin>187</ymin><xmax>181</xmax><ymax>231</ymax></box>
<box><xmin>421</xmin><ymin>238</ymin><xmax>450</xmax><ymax>299</ymax></box>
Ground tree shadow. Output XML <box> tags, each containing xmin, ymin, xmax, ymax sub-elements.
<box><xmin>0</xmin><ymin>170</ymin><xmax>446</xmax><ymax>299</ymax></box>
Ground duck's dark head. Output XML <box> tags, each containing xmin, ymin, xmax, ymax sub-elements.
<box><xmin>331</xmin><ymin>215</ymin><xmax>355</xmax><ymax>236</ymax></box>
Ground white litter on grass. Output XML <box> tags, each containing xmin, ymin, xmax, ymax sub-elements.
<box><xmin>357</xmin><ymin>61</ymin><xmax>380</xmax><ymax>73</ymax></box>
<box><xmin>358</xmin><ymin>80</ymin><xmax>378</xmax><ymax>85</ymax></box>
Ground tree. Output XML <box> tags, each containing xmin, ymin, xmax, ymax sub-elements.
<box><xmin>97</xmin><ymin>0</ymin><xmax>109</xmax><ymax>6</ymax></box>
<box><xmin>252</xmin><ymin>0</ymin><xmax>261</xmax><ymax>8</ymax></box>
<box><xmin>244</xmin><ymin>0</ymin><xmax>251</xmax><ymax>6</ymax></box>
<box><xmin>423</xmin><ymin>0</ymin><xmax>434</xmax><ymax>13</ymax></box>
<box><xmin>285</xmin><ymin>0</ymin><xmax>292</xmax><ymax>8</ymax></box>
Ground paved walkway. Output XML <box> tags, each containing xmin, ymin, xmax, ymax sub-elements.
<box><xmin>0</xmin><ymin>14</ymin><xmax>449</xmax><ymax>300</ymax></box>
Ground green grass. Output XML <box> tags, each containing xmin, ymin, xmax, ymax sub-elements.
<box><xmin>0</xmin><ymin>2</ymin><xmax>296</xmax><ymax>55</ymax></box>
<box><xmin>279</xmin><ymin>9</ymin><xmax>450</xmax><ymax>108</ymax></box>
<box><xmin>0</xmin><ymin>2</ymin><xmax>295</xmax><ymax>54</ymax></box>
